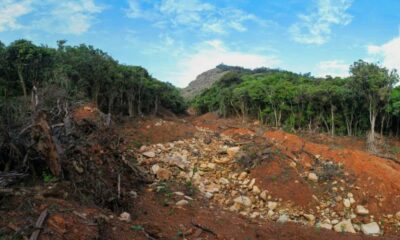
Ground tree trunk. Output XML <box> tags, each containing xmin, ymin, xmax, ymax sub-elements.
<box><xmin>368</xmin><ymin>100</ymin><xmax>378</xmax><ymax>153</ymax></box>
<box><xmin>17</xmin><ymin>65</ymin><xmax>27</xmax><ymax>97</ymax></box>
<box><xmin>331</xmin><ymin>104</ymin><xmax>335</xmax><ymax>136</ymax></box>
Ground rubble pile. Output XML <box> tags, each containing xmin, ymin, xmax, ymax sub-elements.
<box><xmin>136</xmin><ymin>129</ymin><xmax>400</xmax><ymax>237</ymax></box>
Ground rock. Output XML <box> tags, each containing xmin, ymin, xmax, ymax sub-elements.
<box><xmin>260</xmin><ymin>190</ymin><xmax>268</xmax><ymax>201</ymax></box>
<box><xmin>250</xmin><ymin>212</ymin><xmax>260</xmax><ymax>218</ymax></box>
<box><xmin>395</xmin><ymin>211</ymin><xmax>400</xmax><ymax>220</ymax></box>
<box><xmin>267</xmin><ymin>201</ymin><xmax>278</xmax><ymax>211</ymax></box>
<box><xmin>174</xmin><ymin>192</ymin><xmax>184</xmax><ymax>196</ymax></box>
<box><xmin>277</xmin><ymin>214</ymin><xmax>289</xmax><ymax>223</ymax></box>
<box><xmin>227</xmin><ymin>146</ymin><xmax>240</xmax><ymax>157</ymax></box>
<box><xmin>139</xmin><ymin>145</ymin><xmax>147</xmax><ymax>152</ymax></box>
<box><xmin>205</xmin><ymin>183</ymin><xmax>220</xmax><ymax>193</ymax></box>
<box><xmin>205</xmin><ymin>192</ymin><xmax>213</xmax><ymax>199</ymax></box>
<box><xmin>248</xmin><ymin>178</ymin><xmax>256</xmax><ymax>188</ymax></box>
<box><xmin>119</xmin><ymin>212</ymin><xmax>131</xmax><ymax>222</ymax></box>
<box><xmin>308</xmin><ymin>172</ymin><xmax>318</xmax><ymax>182</ymax></box>
<box><xmin>219</xmin><ymin>177</ymin><xmax>230</xmax><ymax>185</ymax></box>
<box><xmin>176</xmin><ymin>200</ymin><xmax>189</xmax><ymax>206</ymax></box>
<box><xmin>343</xmin><ymin>198</ymin><xmax>351</xmax><ymax>208</ymax></box>
<box><xmin>165</xmin><ymin>156</ymin><xmax>189</xmax><ymax>169</ymax></box>
<box><xmin>319</xmin><ymin>223</ymin><xmax>333</xmax><ymax>230</ymax></box>
<box><xmin>252</xmin><ymin>185</ymin><xmax>261</xmax><ymax>194</ymax></box>
<box><xmin>156</xmin><ymin>168</ymin><xmax>172</xmax><ymax>180</ymax></box>
<box><xmin>303</xmin><ymin>214</ymin><xmax>315</xmax><ymax>222</ymax></box>
<box><xmin>207</xmin><ymin>163</ymin><xmax>216</xmax><ymax>170</ymax></box>
<box><xmin>151</xmin><ymin>164</ymin><xmax>161</xmax><ymax>174</ymax></box>
<box><xmin>230</xmin><ymin>203</ymin><xmax>242</xmax><ymax>212</ymax></box>
<box><xmin>238</xmin><ymin>172</ymin><xmax>247</xmax><ymax>180</ymax></box>
<box><xmin>142</xmin><ymin>151</ymin><xmax>156</xmax><ymax>158</ymax></box>
<box><xmin>360</xmin><ymin>222</ymin><xmax>380</xmax><ymax>236</ymax></box>
<box><xmin>333</xmin><ymin>220</ymin><xmax>355</xmax><ymax>233</ymax></box>
<box><xmin>355</xmin><ymin>205</ymin><xmax>369</xmax><ymax>215</ymax></box>
<box><xmin>234</xmin><ymin>196</ymin><xmax>252</xmax><ymax>207</ymax></box>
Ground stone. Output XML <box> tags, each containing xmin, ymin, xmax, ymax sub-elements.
<box><xmin>205</xmin><ymin>183</ymin><xmax>220</xmax><ymax>193</ymax></box>
<box><xmin>360</xmin><ymin>222</ymin><xmax>380</xmax><ymax>236</ymax></box>
<box><xmin>219</xmin><ymin>177</ymin><xmax>230</xmax><ymax>185</ymax></box>
<box><xmin>165</xmin><ymin>156</ymin><xmax>189</xmax><ymax>169</ymax></box>
<box><xmin>156</xmin><ymin>168</ymin><xmax>172</xmax><ymax>180</ymax></box>
<box><xmin>176</xmin><ymin>200</ymin><xmax>189</xmax><ymax>206</ymax></box>
<box><xmin>250</xmin><ymin>212</ymin><xmax>260</xmax><ymax>218</ymax></box>
<box><xmin>343</xmin><ymin>198</ymin><xmax>351</xmax><ymax>208</ymax></box>
<box><xmin>238</xmin><ymin>172</ymin><xmax>248</xmax><ymax>180</ymax></box>
<box><xmin>151</xmin><ymin>164</ymin><xmax>161</xmax><ymax>175</ymax></box>
<box><xmin>234</xmin><ymin>196</ymin><xmax>252</xmax><ymax>207</ymax></box>
<box><xmin>333</xmin><ymin>220</ymin><xmax>355</xmax><ymax>233</ymax></box>
<box><xmin>260</xmin><ymin>190</ymin><xmax>268</xmax><ymax>201</ymax></box>
<box><xmin>277</xmin><ymin>214</ymin><xmax>289</xmax><ymax>223</ymax></box>
<box><xmin>248</xmin><ymin>178</ymin><xmax>256</xmax><ymax>188</ymax></box>
<box><xmin>252</xmin><ymin>185</ymin><xmax>261</xmax><ymax>194</ymax></box>
<box><xmin>395</xmin><ymin>211</ymin><xmax>400</xmax><ymax>220</ymax></box>
<box><xmin>319</xmin><ymin>223</ymin><xmax>333</xmax><ymax>230</ymax></box>
<box><xmin>142</xmin><ymin>151</ymin><xmax>155</xmax><ymax>158</ymax></box>
<box><xmin>355</xmin><ymin>205</ymin><xmax>369</xmax><ymax>215</ymax></box>
<box><xmin>139</xmin><ymin>145</ymin><xmax>147</xmax><ymax>152</ymax></box>
<box><xmin>207</xmin><ymin>163</ymin><xmax>216</xmax><ymax>170</ymax></box>
<box><xmin>303</xmin><ymin>214</ymin><xmax>315</xmax><ymax>222</ymax></box>
<box><xmin>267</xmin><ymin>201</ymin><xmax>278</xmax><ymax>211</ymax></box>
<box><xmin>119</xmin><ymin>212</ymin><xmax>131</xmax><ymax>222</ymax></box>
<box><xmin>227</xmin><ymin>146</ymin><xmax>240</xmax><ymax>157</ymax></box>
<box><xmin>308</xmin><ymin>172</ymin><xmax>318</xmax><ymax>182</ymax></box>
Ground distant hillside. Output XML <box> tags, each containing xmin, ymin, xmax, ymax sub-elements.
<box><xmin>181</xmin><ymin>64</ymin><xmax>285</xmax><ymax>99</ymax></box>
<box><xmin>181</xmin><ymin>66</ymin><xmax>230</xmax><ymax>99</ymax></box>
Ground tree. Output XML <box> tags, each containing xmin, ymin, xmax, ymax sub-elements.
<box><xmin>349</xmin><ymin>60</ymin><xmax>398</xmax><ymax>150</ymax></box>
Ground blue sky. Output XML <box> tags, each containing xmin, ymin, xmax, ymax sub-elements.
<box><xmin>0</xmin><ymin>0</ymin><xmax>399</xmax><ymax>87</ymax></box>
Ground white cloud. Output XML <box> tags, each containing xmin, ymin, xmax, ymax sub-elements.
<box><xmin>0</xmin><ymin>0</ymin><xmax>32</xmax><ymax>32</ymax></box>
<box><xmin>367</xmin><ymin>37</ymin><xmax>400</xmax><ymax>72</ymax></box>
<box><xmin>314</xmin><ymin>60</ymin><xmax>349</xmax><ymax>77</ymax></box>
<box><xmin>0</xmin><ymin>0</ymin><xmax>104</xmax><ymax>34</ymax></box>
<box><xmin>290</xmin><ymin>0</ymin><xmax>353</xmax><ymax>45</ymax></box>
<box><xmin>167</xmin><ymin>40</ymin><xmax>281</xmax><ymax>87</ymax></box>
<box><xmin>125</xmin><ymin>0</ymin><xmax>262</xmax><ymax>34</ymax></box>
<box><xmin>34</xmin><ymin>0</ymin><xmax>104</xmax><ymax>35</ymax></box>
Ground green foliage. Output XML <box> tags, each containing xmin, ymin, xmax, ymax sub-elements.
<box><xmin>0</xmin><ymin>39</ymin><xmax>186</xmax><ymax>128</ymax></box>
<box><xmin>42</xmin><ymin>170</ymin><xmax>55</xmax><ymax>183</ymax></box>
<box><xmin>130</xmin><ymin>225</ymin><xmax>144</xmax><ymax>231</ymax></box>
<box><xmin>192</xmin><ymin>61</ymin><xmax>400</xmax><ymax>137</ymax></box>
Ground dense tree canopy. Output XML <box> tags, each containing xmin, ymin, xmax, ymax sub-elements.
<box><xmin>0</xmin><ymin>39</ymin><xmax>186</xmax><ymax>127</ymax></box>
<box><xmin>192</xmin><ymin>63</ymin><xmax>400</xmax><ymax>139</ymax></box>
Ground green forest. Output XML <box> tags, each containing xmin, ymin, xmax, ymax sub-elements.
<box><xmin>0</xmin><ymin>39</ymin><xmax>186</xmax><ymax>129</ymax></box>
<box><xmin>191</xmin><ymin>63</ymin><xmax>400</xmax><ymax>146</ymax></box>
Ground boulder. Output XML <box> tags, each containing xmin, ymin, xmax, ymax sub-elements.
<box><xmin>267</xmin><ymin>201</ymin><xmax>278</xmax><ymax>211</ymax></box>
<box><xmin>119</xmin><ymin>212</ymin><xmax>131</xmax><ymax>222</ymax></box>
<box><xmin>142</xmin><ymin>151</ymin><xmax>156</xmax><ymax>158</ymax></box>
<box><xmin>227</xmin><ymin>146</ymin><xmax>240</xmax><ymax>157</ymax></box>
<box><xmin>361</xmin><ymin>222</ymin><xmax>380</xmax><ymax>236</ymax></box>
<box><xmin>333</xmin><ymin>220</ymin><xmax>355</xmax><ymax>233</ymax></box>
<box><xmin>277</xmin><ymin>214</ymin><xmax>289</xmax><ymax>223</ymax></box>
<box><xmin>260</xmin><ymin>190</ymin><xmax>268</xmax><ymax>201</ymax></box>
<box><xmin>234</xmin><ymin>196</ymin><xmax>252</xmax><ymax>207</ymax></box>
<box><xmin>308</xmin><ymin>172</ymin><xmax>318</xmax><ymax>182</ymax></box>
<box><xmin>176</xmin><ymin>200</ymin><xmax>189</xmax><ymax>206</ymax></box>
<box><xmin>355</xmin><ymin>205</ymin><xmax>369</xmax><ymax>215</ymax></box>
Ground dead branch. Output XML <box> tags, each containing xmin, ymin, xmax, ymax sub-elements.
<box><xmin>191</xmin><ymin>220</ymin><xmax>217</xmax><ymax>236</ymax></box>
<box><xmin>29</xmin><ymin>209</ymin><xmax>48</xmax><ymax>240</ymax></box>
